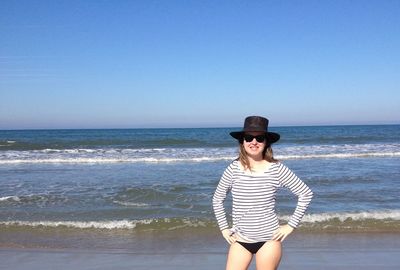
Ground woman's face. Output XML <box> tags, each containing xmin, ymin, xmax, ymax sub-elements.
<box><xmin>243</xmin><ymin>132</ymin><xmax>266</xmax><ymax>159</ymax></box>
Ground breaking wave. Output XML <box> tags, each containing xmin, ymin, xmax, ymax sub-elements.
<box><xmin>1</xmin><ymin>210</ymin><xmax>399</xmax><ymax>232</ymax></box>
<box><xmin>0</xmin><ymin>143</ymin><xmax>399</xmax><ymax>164</ymax></box>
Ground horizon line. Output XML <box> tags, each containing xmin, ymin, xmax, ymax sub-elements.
<box><xmin>1</xmin><ymin>122</ymin><xmax>399</xmax><ymax>131</ymax></box>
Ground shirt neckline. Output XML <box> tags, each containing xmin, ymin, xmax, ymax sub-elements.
<box><xmin>235</xmin><ymin>160</ymin><xmax>276</xmax><ymax>175</ymax></box>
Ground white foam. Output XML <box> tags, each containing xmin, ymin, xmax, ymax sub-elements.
<box><xmin>0</xmin><ymin>143</ymin><xmax>399</xmax><ymax>164</ymax></box>
<box><xmin>276</xmin><ymin>152</ymin><xmax>400</xmax><ymax>160</ymax></box>
<box><xmin>0</xmin><ymin>220</ymin><xmax>148</xmax><ymax>229</ymax></box>
<box><xmin>0</xmin><ymin>141</ymin><xmax>16</xmax><ymax>147</ymax></box>
<box><xmin>0</xmin><ymin>196</ymin><xmax>20</xmax><ymax>202</ymax></box>
<box><xmin>0</xmin><ymin>153</ymin><xmax>398</xmax><ymax>164</ymax></box>
<box><xmin>1</xmin><ymin>211</ymin><xmax>398</xmax><ymax>230</ymax></box>
<box><xmin>281</xmin><ymin>210</ymin><xmax>400</xmax><ymax>223</ymax></box>
<box><xmin>112</xmin><ymin>200</ymin><xmax>150</xmax><ymax>207</ymax></box>
<box><xmin>0</xmin><ymin>217</ymin><xmax>211</xmax><ymax>230</ymax></box>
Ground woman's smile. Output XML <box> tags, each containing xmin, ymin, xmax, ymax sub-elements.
<box><xmin>243</xmin><ymin>132</ymin><xmax>265</xmax><ymax>157</ymax></box>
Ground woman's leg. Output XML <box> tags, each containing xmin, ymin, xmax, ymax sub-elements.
<box><xmin>255</xmin><ymin>240</ymin><xmax>282</xmax><ymax>270</ymax></box>
<box><xmin>226</xmin><ymin>242</ymin><xmax>253</xmax><ymax>270</ymax></box>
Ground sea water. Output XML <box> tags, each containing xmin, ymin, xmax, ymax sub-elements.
<box><xmin>0</xmin><ymin>125</ymin><xmax>399</xmax><ymax>248</ymax></box>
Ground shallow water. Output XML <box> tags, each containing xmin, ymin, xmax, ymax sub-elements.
<box><xmin>1</xmin><ymin>125</ymin><xmax>399</xmax><ymax>239</ymax></box>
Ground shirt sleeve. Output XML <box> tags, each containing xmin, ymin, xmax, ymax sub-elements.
<box><xmin>212</xmin><ymin>163</ymin><xmax>234</xmax><ymax>231</ymax></box>
<box><xmin>277</xmin><ymin>163</ymin><xmax>313</xmax><ymax>228</ymax></box>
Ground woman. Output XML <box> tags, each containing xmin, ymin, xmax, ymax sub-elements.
<box><xmin>213</xmin><ymin>116</ymin><xmax>313</xmax><ymax>270</ymax></box>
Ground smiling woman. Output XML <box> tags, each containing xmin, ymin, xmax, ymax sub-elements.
<box><xmin>213</xmin><ymin>116</ymin><xmax>313</xmax><ymax>270</ymax></box>
<box><xmin>231</xmin><ymin>116</ymin><xmax>280</xmax><ymax>173</ymax></box>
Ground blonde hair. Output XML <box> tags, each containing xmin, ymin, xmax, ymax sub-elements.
<box><xmin>238</xmin><ymin>142</ymin><xmax>279</xmax><ymax>171</ymax></box>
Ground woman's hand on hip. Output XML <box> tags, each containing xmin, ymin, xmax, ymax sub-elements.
<box><xmin>222</xmin><ymin>229</ymin><xmax>237</xmax><ymax>244</ymax></box>
<box><xmin>272</xmin><ymin>224</ymin><xmax>294</xmax><ymax>242</ymax></box>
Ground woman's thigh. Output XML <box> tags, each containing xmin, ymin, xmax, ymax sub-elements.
<box><xmin>255</xmin><ymin>240</ymin><xmax>282</xmax><ymax>270</ymax></box>
<box><xmin>226</xmin><ymin>242</ymin><xmax>253</xmax><ymax>270</ymax></box>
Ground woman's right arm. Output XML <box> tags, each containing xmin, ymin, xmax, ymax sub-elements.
<box><xmin>212</xmin><ymin>164</ymin><xmax>233</xmax><ymax>232</ymax></box>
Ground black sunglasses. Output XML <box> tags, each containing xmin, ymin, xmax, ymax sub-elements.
<box><xmin>243</xmin><ymin>134</ymin><xmax>266</xmax><ymax>143</ymax></box>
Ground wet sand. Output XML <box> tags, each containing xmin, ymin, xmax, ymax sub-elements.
<box><xmin>1</xmin><ymin>232</ymin><xmax>399</xmax><ymax>269</ymax></box>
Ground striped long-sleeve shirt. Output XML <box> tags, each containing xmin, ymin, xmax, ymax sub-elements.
<box><xmin>212</xmin><ymin>160</ymin><xmax>313</xmax><ymax>242</ymax></box>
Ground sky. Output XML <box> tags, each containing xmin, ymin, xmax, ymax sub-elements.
<box><xmin>1</xmin><ymin>0</ymin><xmax>399</xmax><ymax>129</ymax></box>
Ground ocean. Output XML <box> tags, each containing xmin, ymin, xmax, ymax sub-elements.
<box><xmin>0</xmin><ymin>125</ymin><xmax>399</xmax><ymax>250</ymax></box>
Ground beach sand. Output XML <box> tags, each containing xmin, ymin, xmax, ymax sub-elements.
<box><xmin>1</xmin><ymin>232</ymin><xmax>399</xmax><ymax>269</ymax></box>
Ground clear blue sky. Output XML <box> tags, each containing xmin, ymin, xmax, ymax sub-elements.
<box><xmin>1</xmin><ymin>0</ymin><xmax>399</xmax><ymax>129</ymax></box>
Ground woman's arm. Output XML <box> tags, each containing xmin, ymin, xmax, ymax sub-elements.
<box><xmin>212</xmin><ymin>164</ymin><xmax>234</xmax><ymax>232</ymax></box>
<box><xmin>277</xmin><ymin>163</ymin><xmax>313</xmax><ymax>229</ymax></box>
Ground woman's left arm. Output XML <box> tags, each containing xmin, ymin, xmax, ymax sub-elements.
<box><xmin>273</xmin><ymin>164</ymin><xmax>313</xmax><ymax>240</ymax></box>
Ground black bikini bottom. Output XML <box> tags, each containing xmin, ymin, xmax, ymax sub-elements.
<box><xmin>237</xmin><ymin>241</ymin><xmax>266</xmax><ymax>254</ymax></box>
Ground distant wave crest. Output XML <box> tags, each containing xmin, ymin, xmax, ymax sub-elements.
<box><xmin>0</xmin><ymin>143</ymin><xmax>399</xmax><ymax>164</ymax></box>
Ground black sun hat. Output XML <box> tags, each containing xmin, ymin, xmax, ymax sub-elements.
<box><xmin>230</xmin><ymin>116</ymin><xmax>280</xmax><ymax>143</ymax></box>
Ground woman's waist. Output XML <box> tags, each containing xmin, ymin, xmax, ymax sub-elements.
<box><xmin>233</xmin><ymin>208</ymin><xmax>276</xmax><ymax>219</ymax></box>
<box><xmin>231</xmin><ymin>225</ymin><xmax>278</xmax><ymax>243</ymax></box>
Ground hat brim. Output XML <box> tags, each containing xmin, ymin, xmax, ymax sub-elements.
<box><xmin>230</xmin><ymin>131</ymin><xmax>280</xmax><ymax>143</ymax></box>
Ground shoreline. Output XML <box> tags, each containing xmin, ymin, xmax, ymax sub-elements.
<box><xmin>1</xmin><ymin>232</ymin><xmax>399</xmax><ymax>269</ymax></box>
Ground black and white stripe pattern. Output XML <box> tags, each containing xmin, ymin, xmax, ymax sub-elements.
<box><xmin>213</xmin><ymin>160</ymin><xmax>313</xmax><ymax>242</ymax></box>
